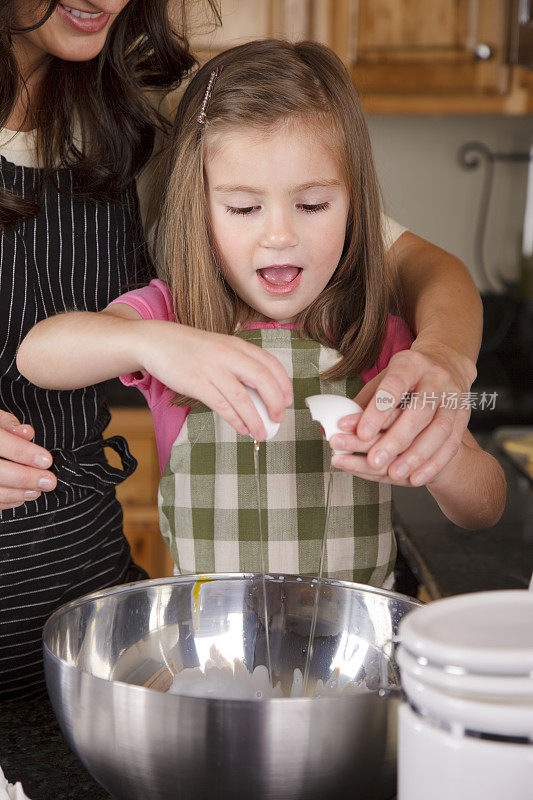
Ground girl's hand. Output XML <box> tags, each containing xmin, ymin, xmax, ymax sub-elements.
<box><xmin>18</xmin><ymin>307</ymin><xmax>293</xmax><ymax>442</ymax></box>
<box><xmin>139</xmin><ymin>322</ymin><xmax>293</xmax><ymax>441</ymax></box>
<box><xmin>332</xmin><ymin>344</ymin><xmax>477</xmax><ymax>486</ymax></box>
<box><xmin>0</xmin><ymin>411</ymin><xmax>57</xmax><ymax>510</ymax></box>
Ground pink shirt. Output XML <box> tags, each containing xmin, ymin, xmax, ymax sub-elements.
<box><xmin>110</xmin><ymin>279</ymin><xmax>413</xmax><ymax>472</ymax></box>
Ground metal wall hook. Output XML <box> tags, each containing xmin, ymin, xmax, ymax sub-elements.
<box><xmin>457</xmin><ymin>141</ymin><xmax>532</xmax><ymax>294</ymax></box>
<box><xmin>458</xmin><ymin>142</ymin><xmax>531</xmax><ymax>170</ymax></box>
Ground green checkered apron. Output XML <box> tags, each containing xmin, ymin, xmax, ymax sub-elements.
<box><xmin>159</xmin><ymin>328</ymin><xmax>396</xmax><ymax>588</ymax></box>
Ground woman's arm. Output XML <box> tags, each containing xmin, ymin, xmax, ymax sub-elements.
<box><xmin>331</xmin><ymin>429</ymin><xmax>506</xmax><ymax>530</ymax></box>
<box><xmin>16</xmin><ymin>307</ymin><xmax>293</xmax><ymax>441</ymax></box>
<box><xmin>425</xmin><ymin>430</ymin><xmax>506</xmax><ymax>530</ymax></box>
<box><xmin>349</xmin><ymin>232</ymin><xmax>482</xmax><ymax>485</ymax></box>
<box><xmin>392</xmin><ymin>231</ymin><xmax>482</xmax><ymax>365</ymax></box>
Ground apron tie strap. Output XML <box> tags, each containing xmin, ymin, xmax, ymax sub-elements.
<box><xmin>50</xmin><ymin>436</ymin><xmax>137</xmax><ymax>495</ymax></box>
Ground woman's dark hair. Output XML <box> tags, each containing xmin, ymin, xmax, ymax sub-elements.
<box><xmin>0</xmin><ymin>0</ymin><xmax>220</xmax><ymax>226</ymax></box>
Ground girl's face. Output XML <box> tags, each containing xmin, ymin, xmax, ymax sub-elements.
<box><xmin>206</xmin><ymin>121</ymin><xmax>350</xmax><ymax>324</ymax></box>
<box><xmin>14</xmin><ymin>1</ymin><xmax>131</xmax><ymax>70</ymax></box>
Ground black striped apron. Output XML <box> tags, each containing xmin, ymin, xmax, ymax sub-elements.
<box><xmin>0</xmin><ymin>156</ymin><xmax>152</xmax><ymax>700</ymax></box>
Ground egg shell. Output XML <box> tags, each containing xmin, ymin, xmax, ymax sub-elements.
<box><xmin>246</xmin><ymin>387</ymin><xmax>281</xmax><ymax>441</ymax></box>
<box><xmin>305</xmin><ymin>394</ymin><xmax>363</xmax><ymax>453</ymax></box>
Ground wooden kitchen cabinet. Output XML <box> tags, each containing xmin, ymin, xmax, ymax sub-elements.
<box><xmin>190</xmin><ymin>0</ymin><xmax>533</xmax><ymax>113</ymax></box>
<box><xmin>331</xmin><ymin>0</ymin><xmax>532</xmax><ymax>113</ymax></box>
<box><xmin>105</xmin><ymin>407</ymin><xmax>174</xmax><ymax>579</ymax></box>
<box><xmin>331</xmin><ymin>1</ymin><xmax>509</xmax><ymax>92</ymax></box>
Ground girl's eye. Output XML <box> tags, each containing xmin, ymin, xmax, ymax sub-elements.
<box><xmin>298</xmin><ymin>202</ymin><xmax>330</xmax><ymax>213</ymax></box>
<box><xmin>226</xmin><ymin>206</ymin><xmax>260</xmax><ymax>216</ymax></box>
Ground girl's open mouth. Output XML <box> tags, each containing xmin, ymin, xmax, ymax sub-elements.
<box><xmin>256</xmin><ymin>266</ymin><xmax>302</xmax><ymax>295</ymax></box>
<box><xmin>57</xmin><ymin>3</ymin><xmax>110</xmax><ymax>33</ymax></box>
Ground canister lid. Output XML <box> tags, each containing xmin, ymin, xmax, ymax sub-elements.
<box><xmin>399</xmin><ymin>590</ymin><xmax>533</xmax><ymax>676</ymax></box>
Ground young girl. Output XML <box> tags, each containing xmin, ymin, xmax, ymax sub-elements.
<box><xmin>17</xmin><ymin>39</ymin><xmax>506</xmax><ymax>590</ymax></box>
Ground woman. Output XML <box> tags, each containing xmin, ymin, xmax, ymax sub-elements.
<box><xmin>1</xmin><ymin>0</ymin><xmax>481</xmax><ymax>700</ymax></box>
<box><xmin>0</xmin><ymin>0</ymin><xmax>219</xmax><ymax>700</ymax></box>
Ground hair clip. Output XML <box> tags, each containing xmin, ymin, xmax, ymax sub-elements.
<box><xmin>196</xmin><ymin>66</ymin><xmax>223</xmax><ymax>125</ymax></box>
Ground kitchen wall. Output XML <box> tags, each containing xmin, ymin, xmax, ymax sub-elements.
<box><xmin>367</xmin><ymin>114</ymin><xmax>532</xmax><ymax>293</ymax></box>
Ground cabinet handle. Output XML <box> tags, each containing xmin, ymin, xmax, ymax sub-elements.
<box><xmin>474</xmin><ymin>43</ymin><xmax>493</xmax><ymax>61</ymax></box>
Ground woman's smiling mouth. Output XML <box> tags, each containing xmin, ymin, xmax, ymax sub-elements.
<box><xmin>256</xmin><ymin>266</ymin><xmax>302</xmax><ymax>295</ymax></box>
<box><xmin>57</xmin><ymin>4</ymin><xmax>110</xmax><ymax>32</ymax></box>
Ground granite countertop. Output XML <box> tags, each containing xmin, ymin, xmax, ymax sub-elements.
<box><xmin>0</xmin><ymin>693</ymin><xmax>112</xmax><ymax>800</ymax></box>
<box><xmin>393</xmin><ymin>430</ymin><xmax>533</xmax><ymax>599</ymax></box>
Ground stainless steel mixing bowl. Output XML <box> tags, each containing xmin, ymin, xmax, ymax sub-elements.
<box><xmin>43</xmin><ymin>573</ymin><xmax>421</xmax><ymax>800</ymax></box>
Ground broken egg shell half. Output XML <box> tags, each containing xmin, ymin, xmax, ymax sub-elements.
<box><xmin>246</xmin><ymin>387</ymin><xmax>281</xmax><ymax>441</ymax></box>
<box><xmin>305</xmin><ymin>394</ymin><xmax>363</xmax><ymax>453</ymax></box>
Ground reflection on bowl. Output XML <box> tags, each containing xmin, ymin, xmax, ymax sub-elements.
<box><xmin>43</xmin><ymin>573</ymin><xmax>421</xmax><ymax>800</ymax></box>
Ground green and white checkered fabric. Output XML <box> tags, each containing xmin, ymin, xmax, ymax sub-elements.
<box><xmin>159</xmin><ymin>328</ymin><xmax>395</xmax><ymax>587</ymax></box>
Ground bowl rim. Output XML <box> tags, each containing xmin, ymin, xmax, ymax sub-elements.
<box><xmin>42</xmin><ymin>572</ymin><xmax>422</xmax><ymax>705</ymax></box>
<box><xmin>43</xmin><ymin>571</ymin><xmax>422</xmax><ymax>636</ymax></box>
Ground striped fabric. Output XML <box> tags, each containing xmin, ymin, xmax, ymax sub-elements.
<box><xmin>159</xmin><ymin>328</ymin><xmax>396</xmax><ymax>588</ymax></box>
<box><xmin>0</xmin><ymin>156</ymin><xmax>151</xmax><ymax>700</ymax></box>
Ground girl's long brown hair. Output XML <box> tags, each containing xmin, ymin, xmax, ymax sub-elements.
<box><xmin>0</xmin><ymin>0</ymin><xmax>220</xmax><ymax>227</ymax></box>
<box><xmin>158</xmin><ymin>39</ymin><xmax>390</xmax><ymax>398</ymax></box>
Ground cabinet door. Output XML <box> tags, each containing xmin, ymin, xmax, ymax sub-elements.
<box><xmin>330</xmin><ymin>0</ymin><xmax>511</xmax><ymax>95</ymax></box>
<box><xmin>189</xmin><ymin>0</ymin><xmax>330</xmax><ymax>55</ymax></box>
<box><xmin>106</xmin><ymin>408</ymin><xmax>174</xmax><ymax>579</ymax></box>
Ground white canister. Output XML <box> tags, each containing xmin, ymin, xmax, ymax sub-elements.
<box><xmin>397</xmin><ymin>590</ymin><xmax>533</xmax><ymax>800</ymax></box>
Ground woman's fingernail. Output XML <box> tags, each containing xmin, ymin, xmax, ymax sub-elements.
<box><xmin>34</xmin><ymin>454</ymin><xmax>52</xmax><ymax>468</ymax></box>
<box><xmin>331</xmin><ymin>455</ymin><xmax>344</xmax><ymax>468</ymax></box>
<box><xmin>394</xmin><ymin>464</ymin><xmax>410</xmax><ymax>479</ymax></box>
<box><xmin>373</xmin><ymin>450</ymin><xmax>388</xmax><ymax>468</ymax></box>
<box><xmin>38</xmin><ymin>477</ymin><xmax>55</xmax><ymax>490</ymax></box>
<box><xmin>411</xmin><ymin>471</ymin><xmax>427</xmax><ymax>486</ymax></box>
<box><xmin>330</xmin><ymin>435</ymin><xmax>344</xmax><ymax>450</ymax></box>
<box><xmin>24</xmin><ymin>491</ymin><xmax>40</xmax><ymax>500</ymax></box>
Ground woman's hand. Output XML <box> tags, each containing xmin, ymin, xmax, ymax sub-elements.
<box><xmin>0</xmin><ymin>411</ymin><xmax>56</xmax><ymax>511</ymax></box>
<box><xmin>331</xmin><ymin>426</ymin><xmax>506</xmax><ymax>529</ymax></box>
<box><xmin>331</xmin><ymin>344</ymin><xmax>477</xmax><ymax>486</ymax></box>
<box><xmin>139</xmin><ymin>321</ymin><xmax>293</xmax><ymax>441</ymax></box>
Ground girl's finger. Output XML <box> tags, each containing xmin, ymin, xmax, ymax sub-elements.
<box><xmin>203</xmin><ymin>378</ymin><xmax>265</xmax><ymax>440</ymax></box>
<box><xmin>234</xmin><ymin>360</ymin><xmax>289</xmax><ymax>425</ymax></box>
<box><xmin>235</xmin><ymin>340</ymin><xmax>293</xmax><ymax>404</ymax></box>
<box><xmin>222</xmin><ymin>377</ymin><xmax>268</xmax><ymax>440</ymax></box>
<box><xmin>387</xmin><ymin>407</ymin><xmax>468</xmax><ymax>482</ymax></box>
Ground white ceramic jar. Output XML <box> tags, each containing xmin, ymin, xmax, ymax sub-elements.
<box><xmin>397</xmin><ymin>590</ymin><xmax>533</xmax><ymax>800</ymax></box>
